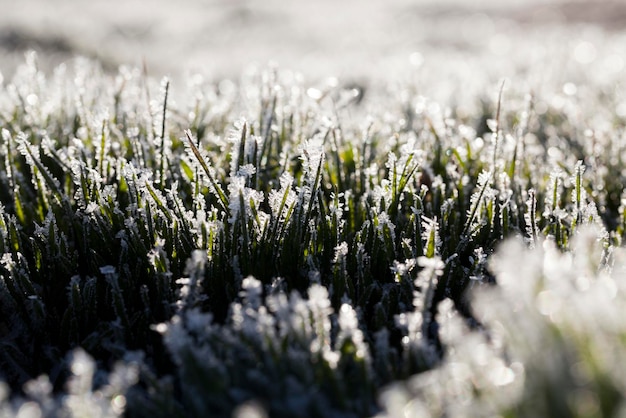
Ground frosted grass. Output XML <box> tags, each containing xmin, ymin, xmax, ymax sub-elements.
<box><xmin>0</xmin><ymin>35</ymin><xmax>626</xmax><ymax>416</ymax></box>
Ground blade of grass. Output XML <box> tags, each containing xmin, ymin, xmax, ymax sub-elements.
<box><xmin>184</xmin><ymin>129</ymin><xmax>228</xmax><ymax>212</ymax></box>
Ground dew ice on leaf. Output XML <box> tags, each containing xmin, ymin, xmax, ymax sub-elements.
<box><xmin>267</xmin><ymin>172</ymin><xmax>296</xmax><ymax>222</ymax></box>
<box><xmin>336</xmin><ymin>304</ymin><xmax>370</xmax><ymax>361</ymax></box>
<box><xmin>227</xmin><ymin>175</ymin><xmax>265</xmax><ymax>227</ymax></box>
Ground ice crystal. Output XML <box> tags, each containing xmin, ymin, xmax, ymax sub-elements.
<box><xmin>337</xmin><ymin>305</ymin><xmax>365</xmax><ymax>352</ymax></box>
<box><xmin>375</xmin><ymin>211</ymin><xmax>396</xmax><ymax>243</ymax></box>
<box><xmin>237</xmin><ymin>163</ymin><xmax>257</xmax><ymax>178</ymax></box>
<box><xmin>268</xmin><ymin>172</ymin><xmax>296</xmax><ymax>222</ymax></box>
<box><xmin>390</xmin><ymin>259</ymin><xmax>410</xmax><ymax>282</ymax></box>
<box><xmin>227</xmin><ymin>175</ymin><xmax>265</xmax><ymax>227</ymax></box>
<box><xmin>421</xmin><ymin>215</ymin><xmax>441</xmax><ymax>257</ymax></box>
<box><xmin>544</xmin><ymin>169</ymin><xmax>563</xmax><ymax>217</ymax></box>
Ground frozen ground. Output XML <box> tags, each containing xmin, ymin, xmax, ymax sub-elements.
<box><xmin>1</xmin><ymin>0</ymin><xmax>625</xmax><ymax>90</ymax></box>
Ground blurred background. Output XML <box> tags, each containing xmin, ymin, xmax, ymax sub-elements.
<box><xmin>0</xmin><ymin>0</ymin><xmax>625</xmax><ymax>84</ymax></box>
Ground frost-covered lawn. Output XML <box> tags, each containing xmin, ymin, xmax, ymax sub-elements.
<box><xmin>1</xmin><ymin>9</ymin><xmax>626</xmax><ymax>416</ymax></box>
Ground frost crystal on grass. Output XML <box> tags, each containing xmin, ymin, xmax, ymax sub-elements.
<box><xmin>421</xmin><ymin>216</ymin><xmax>441</xmax><ymax>257</ymax></box>
<box><xmin>337</xmin><ymin>303</ymin><xmax>369</xmax><ymax>361</ymax></box>
<box><xmin>268</xmin><ymin>172</ymin><xmax>296</xmax><ymax>222</ymax></box>
<box><xmin>375</xmin><ymin>211</ymin><xmax>396</xmax><ymax>243</ymax></box>
<box><xmin>227</xmin><ymin>175</ymin><xmax>265</xmax><ymax>227</ymax></box>
<box><xmin>240</xmin><ymin>276</ymin><xmax>263</xmax><ymax>310</ymax></box>
<box><xmin>300</xmin><ymin>133</ymin><xmax>325</xmax><ymax>181</ymax></box>
<box><xmin>237</xmin><ymin>163</ymin><xmax>257</xmax><ymax>178</ymax></box>
<box><xmin>544</xmin><ymin>169</ymin><xmax>563</xmax><ymax>218</ymax></box>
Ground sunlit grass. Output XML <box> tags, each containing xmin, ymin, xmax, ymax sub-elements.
<box><xmin>0</xmin><ymin>49</ymin><xmax>625</xmax><ymax>417</ymax></box>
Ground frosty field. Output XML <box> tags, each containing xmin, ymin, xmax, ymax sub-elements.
<box><xmin>1</xmin><ymin>1</ymin><xmax>626</xmax><ymax>417</ymax></box>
